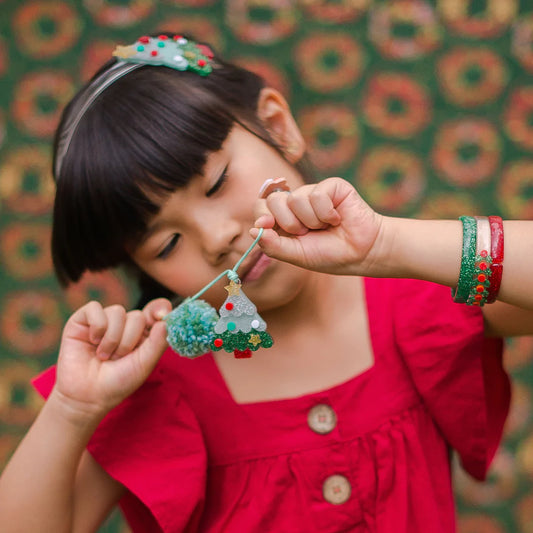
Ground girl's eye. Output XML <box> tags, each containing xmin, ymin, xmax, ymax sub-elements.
<box><xmin>206</xmin><ymin>166</ymin><xmax>228</xmax><ymax>197</ymax></box>
<box><xmin>157</xmin><ymin>234</ymin><xmax>180</xmax><ymax>259</ymax></box>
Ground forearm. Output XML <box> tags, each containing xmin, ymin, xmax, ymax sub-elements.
<box><xmin>377</xmin><ymin>217</ymin><xmax>533</xmax><ymax>310</ymax></box>
<box><xmin>0</xmin><ymin>389</ymin><xmax>103</xmax><ymax>533</ymax></box>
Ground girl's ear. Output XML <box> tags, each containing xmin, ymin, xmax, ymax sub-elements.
<box><xmin>256</xmin><ymin>88</ymin><xmax>306</xmax><ymax>163</ymax></box>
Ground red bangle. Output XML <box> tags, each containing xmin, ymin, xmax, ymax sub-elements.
<box><xmin>487</xmin><ymin>216</ymin><xmax>504</xmax><ymax>303</ymax></box>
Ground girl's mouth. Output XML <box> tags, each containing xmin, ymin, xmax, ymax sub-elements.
<box><xmin>241</xmin><ymin>252</ymin><xmax>271</xmax><ymax>283</ymax></box>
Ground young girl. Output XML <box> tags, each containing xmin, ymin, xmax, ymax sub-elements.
<box><xmin>0</xmin><ymin>33</ymin><xmax>529</xmax><ymax>533</ymax></box>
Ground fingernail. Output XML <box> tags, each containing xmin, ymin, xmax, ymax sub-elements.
<box><xmin>155</xmin><ymin>309</ymin><xmax>166</xmax><ymax>319</ymax></box>
<box><xmin>254</xmin><ymin>216</ymin><xmax>269</xmax><ymax>227</ymax></box>
<box><xmin>98</xmin><ymin>351</ymin><xmax>110</xmax><ymax>360</ymax></box>
<box><xmin>258</xmin><ymin>177</ymin><xmax>289</xmax><ymax>198</ymax></box>
<box><xmin>258</xmin><ymin>178</ymin><xmax>274</xmax><ymax>197</ymax></box>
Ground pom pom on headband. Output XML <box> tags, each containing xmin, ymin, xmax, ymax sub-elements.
<box><xmin>112</xmin><ymin>35</ymin><xmax>213</xmax><ymax>76</ymax></box>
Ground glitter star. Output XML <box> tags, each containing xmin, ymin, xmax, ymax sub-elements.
<box><xmin>249</xmin><ymin>334</ymin><xmax>262</xmax><ymax>347</ymax></box>
<box><xmin>224</xmin><ymin>280</ymin><xmax>241</xmax><ymax>296</ymax></box>
<box><xmin>112</xmin><ymin>45</ymin><xmax>136</xmax><ymax>59</ymax></box>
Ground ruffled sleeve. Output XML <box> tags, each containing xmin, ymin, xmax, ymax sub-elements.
<box><xmin>32</xmin><ymin>348</ymin><xmax>206</xmax><ymax>533</ymax></box>
<box><xmin>390</xmin><ymin>278</ymin><xmax>510</xmax><ymax>481</ymax></box>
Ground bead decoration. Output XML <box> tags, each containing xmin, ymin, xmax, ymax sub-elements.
<box><xmin>112</xmin><ymin>35</ymin><xmax>213</xmax><ymax>76</ymax></box>
<box><xmin>454</xmin><ymin>215</ymin><xmax>500</xmax><ymax>307</ymax></box>
<box><xmin>487</xmin><ymin>216</ymin><xmax>504</xmax><ymax>303</ymax></box>
<box><xmin>467</xmin><ymin>253</ymin><xmax>493</xmax><ymax>306</ymax></box>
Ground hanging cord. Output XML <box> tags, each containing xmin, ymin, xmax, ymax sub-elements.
<box><xmin>165</xmin><ymin>228</ymin><xmax>264</xmax><ymax>313</ymax></box>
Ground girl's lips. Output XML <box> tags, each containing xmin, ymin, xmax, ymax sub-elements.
<box><xmin>241</xmin><ymin>252</ymin><xmax>271</xmax><ymax>283</ymax></box>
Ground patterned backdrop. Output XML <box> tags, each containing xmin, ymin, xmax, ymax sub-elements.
<box><xmin>1</xmin><ymin>0</ymin><xmax>533</xmax><ymax>531</ymax></box>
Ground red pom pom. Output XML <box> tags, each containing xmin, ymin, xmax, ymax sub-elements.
<box><xmin>225</xmin><ymin>302</ymin><xmax>234</xmax><ymax>310</ymax></box>
<box><xmin>214</xmin><ymin>338</ymin><xmax>223</xmax><ymax>348</ymax></box>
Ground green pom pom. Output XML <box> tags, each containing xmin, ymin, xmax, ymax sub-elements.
<box><xmin>165</xmin><ymin>298</ymin><xmax>219</xmax><ymax>358</ymax></box>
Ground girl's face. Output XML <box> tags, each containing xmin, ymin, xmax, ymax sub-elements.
<box><xmin>131</xmin><ymin>126</ymin><xmax>310</xmax><ymax>311</ymax></box>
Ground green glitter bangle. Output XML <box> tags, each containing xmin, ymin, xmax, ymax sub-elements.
<box><xmin>452</xmin><ymin>216</ymin><xmax>477</xmax><ymax>303</ymax></box>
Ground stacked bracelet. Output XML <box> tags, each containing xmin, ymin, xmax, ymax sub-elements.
<box><xmin>487</xmin><ymin>216</ymin><xmax>504</xmax><ymax>303</ymax></box>
<box><xmin>453</xmin><ymin>216</ymin><xmax>477</xmax><ymax>304</ymax></box>
<box><xmin>453</xmin><ymin>215</ymin><xmax>504</xmax><ymax>306</ymax></box>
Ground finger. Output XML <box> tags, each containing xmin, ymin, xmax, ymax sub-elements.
<box><xmin>266</xmin><ymin>193</ymin><xmax>308</xmax><ymax>236</ymax></box>
<box><xmin>70</xmin><ymin>301</ymin><xmax>108</xmax><ymax>345</ymax></box>
<box><xmin>96</xmin><ymin>305</ymin><xmax>127</xmax><ymax>360</ymax></box>
<box><xmin>111</xmin><ymin>310</ymin><xmax>147</xmax><ymax>358</ymax></box>
<box><xmin>285</xmin><ymin>191</ymin><xmax>330</xmax><ymax>230</ymax></box>
<box><xmin>142</xmin><ymin>298</ymin><xmax>172</xmax><ymax>327</ymax></box>
<box><xmin>254</xmin><ymin>177</ymin><xmax>290</xmax><ymax>229</ymax></box>
<box><xmin>253</xmin><ymin>198</ymin><xmax>276</xmax><ymax>229</ymax></box>
<box><xmin>250</xmin><ymin>227</ymin><xmax>306</xmax><ymax>265</ymax></box>
<box><xmin>307</xmin><ymin>188</ymin><xmax>342</xmax><ymax>226</ymax></box>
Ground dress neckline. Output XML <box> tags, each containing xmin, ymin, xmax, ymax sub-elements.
<box><xmin>205</xmin><ymin>277</ymin><xmax>382</xmax><ymax>408</ymax></box>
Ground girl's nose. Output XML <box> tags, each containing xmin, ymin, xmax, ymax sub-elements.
<box><xmin>199</xmin><ymin>215</ymin><xmax>241</xmax><ymax>265</ymax></box>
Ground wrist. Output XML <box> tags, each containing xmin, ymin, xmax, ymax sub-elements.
<box><xmin>46</xmin><ymin>388</ymin><xmax>107</xmax><ymax>434</ymax></box>
<box><xmin>362</xmin><ymin>216</ymin><xmax>462</xmax><ymax>286</ymax></box>
<box><xmin>358</xmin><ymin>215</ymin><xmax>402</xmax><ymax>278</ymax></box>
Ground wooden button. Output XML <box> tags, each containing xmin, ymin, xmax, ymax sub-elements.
<box><xmin>307</xmin><ymin>404</ymin><xmax>337</xmax><ymax>434</ymax></box>
<box><xmin>323</xmin><ymin>474</ymin><xmax>351</xmax><ymax>505</ymax></box>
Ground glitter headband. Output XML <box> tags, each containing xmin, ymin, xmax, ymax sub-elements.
<box><xmin>54</xmin><ymin>35</ymin><xmax>214</xmax><ymax>178</ymax></box>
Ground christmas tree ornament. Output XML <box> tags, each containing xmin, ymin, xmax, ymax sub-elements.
<box><xmin>211</xmin><ymin>279</ymin><xmax>273</xmax><ymax>358</ymax></box>
<box><xmin>112</xmin><ymin>35</ymin><xmax>213</xmax><ymax>76</ymax></box>
<box><xmin>164</xmin><ymin>228</ymin><xmax>274</xmax><ymax>359</ymax></box>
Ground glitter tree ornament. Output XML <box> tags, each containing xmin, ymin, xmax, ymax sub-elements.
<box><xmin>164</xmin><ymin>228</ymin><xmax>273</xmax><ymax>360</ymax></box>
<box><xmin>211</xmin><ymin>280</ymin><xmax>273</xmax><ymax>358</ymax></box>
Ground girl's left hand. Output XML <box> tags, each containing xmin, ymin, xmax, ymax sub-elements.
<box><xmin>251</xmin><ymin>177</ymin><xmax>384</xmax><ymax>277</ymax></box>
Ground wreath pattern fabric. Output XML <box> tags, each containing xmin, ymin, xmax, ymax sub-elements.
<box><xmin>1</xmin><ymin>1</ymin><xmax>532</xmax><ymax>531</ymax></box>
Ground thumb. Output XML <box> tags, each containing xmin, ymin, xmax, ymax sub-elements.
<box><xmin>249</xmin><ymin>227</ymin><xmax>306</xmax><ymax>267</ymax></box>
<box><xmin>135</xmin><ymin>320</ymin><xmax>169</xmax><ymax>375</ymax></box>
<box><xmin>143</xmin><ymin>298</ymin><xmax>172</xmax><ymax>326</ymax></box>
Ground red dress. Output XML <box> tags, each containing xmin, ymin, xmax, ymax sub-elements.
<box><xmin>33</xmin><ymin>278</ymin><xmax>510</xmax><ymax>533</ymax></box>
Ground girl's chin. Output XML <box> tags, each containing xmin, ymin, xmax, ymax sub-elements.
<box><xmin>247</xmin><ymin>269</ymin><xmax>311</xmax><ymax>312</ymax></box>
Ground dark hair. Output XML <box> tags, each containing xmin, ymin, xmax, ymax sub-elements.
<box><xmin>51</xmin><ymin>33</ymin><xmax>314</xmax><ymax>306</ymax></box>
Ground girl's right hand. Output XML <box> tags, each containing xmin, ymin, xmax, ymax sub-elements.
<box><xmin>52</xmin><ymin>298</ymin><xmax>171</xmax><ymax>420</ymax></box>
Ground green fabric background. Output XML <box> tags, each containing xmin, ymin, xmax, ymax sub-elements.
<box><xmin>1</xmin><ymin>0</ymin><xmax>533</xmax><ymax>531</ymax></box>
